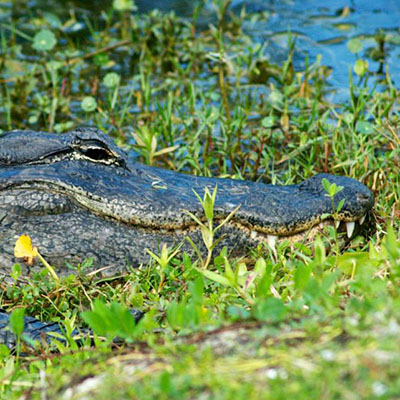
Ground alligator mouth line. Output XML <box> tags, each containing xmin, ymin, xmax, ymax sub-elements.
<box><xmin>168</xmin><ymin>215</ymin><xmax>368</xmax><ymax>252</ymax></box>
<box><xmin>4</xmin><ymin>181</ymin><xmax>369</xmax><ymax>253</ymax></box>
<box><xmin>238</xmin><ymin>216</ymin><xmax>366</xmax><ymax>251</ymax></box>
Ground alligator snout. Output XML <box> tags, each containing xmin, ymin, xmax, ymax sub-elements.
<box><xmin>0</xmin><ymin>128</ymin><xmax>375</xmax><ymax>270</ymax></box>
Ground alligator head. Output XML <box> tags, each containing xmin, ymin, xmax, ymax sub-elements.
<box><xmin>0</xmin><ymin>128</ymin><xmax>374</xmax><ymax>275</ymax></box>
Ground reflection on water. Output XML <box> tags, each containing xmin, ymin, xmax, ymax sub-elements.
<box><xmin>237</xmin><ymin>0</ymin><xmax>400</xmax><ymax>100</ymax></box>
<box><xmin>4</xmin><ymin>0</ymin><xmax>400</xmax><ymax>99</ymax></box>
<box><xmin>67</xmin><ymin>0</ymin><xmax>400</xmax><ymax>99</ymax></box>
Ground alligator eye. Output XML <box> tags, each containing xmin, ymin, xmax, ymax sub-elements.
<box><xmin>73</xmin><ymin>139</ymin><xmax>126</xmax><ymax>168</ymax></box>
<box><xmin>80</xmin><ymin>146</ymin><xmax>113</xmax><ymax>162</ymax></box>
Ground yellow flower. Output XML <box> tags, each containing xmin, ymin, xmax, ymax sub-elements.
<box><xmin>14</xmin><ymin>234</ymin><xmax>59</xmax><ymax>282</ymax></box>
<box><xmin>14</xmin><ymin>234</ymin><xmax>38</xmax><ymax>266</ymax></box>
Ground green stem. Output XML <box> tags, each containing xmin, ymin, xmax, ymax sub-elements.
<box><xmin>37</xmin><ymin>252</ymin><xmax>59</xmax><ymax>283</ymax></box>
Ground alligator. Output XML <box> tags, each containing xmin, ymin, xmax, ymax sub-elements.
<box><xmin>0</xmin><ymin>127</ymin><xmax>374</xmax><ymax>347</ymax></box>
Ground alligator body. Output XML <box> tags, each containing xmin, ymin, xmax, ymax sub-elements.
<box><xmin>0</xmin><ymin>127</ymin><xmax>374</xmax><ymax>276</ymax></box>
<box><xmin>0</xmin><ymin>127</ymin><xmax>374</xmax><ymax>348</ymax></box>
<box><xmin>0</xmin><ymin>308</ymin><xmax>144</xmax><ymax>350</ymax></box>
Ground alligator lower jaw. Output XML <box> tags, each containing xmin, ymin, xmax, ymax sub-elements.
<box><xmin>243</xmin><ymin>215</ymin><xmax>368</xmax><ymax>252</ymax></box>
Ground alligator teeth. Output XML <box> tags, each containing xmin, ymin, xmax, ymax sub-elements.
<box><xmin>267</xmin><ymin>235</ymin><xmax>277</xmax><ymax>252</ymax></box>
<box><xmin>335</xmin><ymin>220</ymin><xmax>341</xmax><ymax>229</ymax></box>
<box><xmin>359</xmin><ymin>215</ymin><xmax>365</xmax><ymax>225</ymax></box>
<box><xmin>346</xmin><ymin>221</ymin><xmax>355</xmax><ymax>238</ymax></box>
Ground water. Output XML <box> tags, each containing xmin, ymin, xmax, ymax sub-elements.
<box><xmin>34</xmin><ymin>0</ymin><xmax>400</xmax><ymax>101</ymax></box>
<box><xmin>144</xmin><ymin>0</ymin><xmax>400</xmax><ymax>101</ymax></box>
<box><xmin>233</xmin><ymin>0</ymin><xmax>400</xmax><ymax>101</ymax></box>
<box><xmin>1</xmin><ymin>0</ymin><xmax>399</xmax><ymax>108</ymax></box>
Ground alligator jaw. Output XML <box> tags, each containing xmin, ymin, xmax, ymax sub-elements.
<box><xmin>249</xmin><ymin>214</ymin><xmax>369</xmax><ymax>252</ymax></box>
<box><xmin>0</xmin><ymin>129</ymin><xmax>375</xmax><ymax>270</ymax></box>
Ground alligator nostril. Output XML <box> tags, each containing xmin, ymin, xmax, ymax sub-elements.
<box><xmin>357</xmin><ymin>193</ymin><xmax>372</xmax><ymax>203</ymax></box>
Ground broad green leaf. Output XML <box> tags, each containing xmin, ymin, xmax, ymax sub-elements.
<box><xmin>356</xmin><ymin>121</ymin><xmax>374</xmax><ymax>134</ymax></box>
<box><xmin>196</xmin><ymin>267</ymin><xmax>232</xmax><ymax>287</ymax></box>
<box><xmin>354</xmin><ymin>59</ymin><xmax>368</xmax><ymax>76</ymax></box>
<box><xmin>347</xmin><ymin>38</ymin><xmax>363</xmax><ymax>53</ymax></box>
<box><xmin>254</xmin><ymin>258</ymin><xmax>267</xmax><ymax>277</ymax></box>
<box><xmin>11</xmin><ymin>263</ymin><xmax>21</xmax><ymax>281</ymax></box>
<box><xmin>81</xmin><ymin>96</ymin><xmax>97</xmax><ymax>112</ymax></box>
<box><xmin>261</xmin><ymin>116</ymin><xmax>275</xmax><ymax>128</ymax></box>
<box><xmin>81</xmin><ymin>300</ymin><xmax>137</xmax><ymax>340</ymax></box>
<box><xmin>252</xmin><ymin>297</ymin><xmax>287</xmax><ymax>322</ymax></box>
<box><xmin>190</xmin><ymin>276</ymin><xmax>204</xmax><ymax>305</ymax></box>
<box><xmin>223</xmin><ymin>257</ymin><xmax>235</xmax><ymax>284</ymax></box>
<box><xmin>321</xmin><ymin>178</ymin><xmax>331</xmax><ymax>194</ymax></box>
<box><xmin>9</xmin><ymin>308</ymin><xmax>25</xmax><ymax>337</ymax></box>
<box><xmin>32</xmin><ymin>29</ymin><xmax>57</xmax><ymax>51</ymax></box>
<box><xmin>103</xmin><ymin>72</ymin><xmax>121</xmax><ymax>88</ymax></box>
<box><xmin>113</xmin><ymin>0</ymin><xmax>137</xmax><ymax>11</ymax></box>
<box><xmin>336</xmin><ymin>251</ymin><xmax>371</xmax><ymax>275</ymax></box>
<box><xmin>294</xmin><ymin>264</ymin><xmax>311</xmax><ymax>291</ymax></box>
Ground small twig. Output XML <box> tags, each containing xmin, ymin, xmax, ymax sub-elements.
<box><xmin>66</xmin><ymin>40</ymin><xmax>130</xmax><ymax>65</ymax></box>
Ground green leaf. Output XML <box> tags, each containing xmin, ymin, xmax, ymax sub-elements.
<box><xmin>223</xmin><ymin>257</ymin><xmax>236</xmax><ymax>283</ymax></box>
<box><xmin>113</xmin><ymin>0</ymin><xmax>137</xmax><ymax>11</ymax></box>
<box><xmin>81</xmin><ymin>301</ymin><xmax>110</xmax><ymax>336</ymax></box>
<box><xmin>356</xmin><ymin>121</ymin><xmax>374</xmax><ymax>134</ymax></box>
<box><xmin>81</xmin><ymin>300</ymin><xmax>137</xmax><ymax>340</ymax></box>
<box><xmin>159</xmin><ymin>371</ymin><xmax>172</xmax><ymax>394</ymax></box>
<box><xmin>385</xmin><ymin>225</ymin><xmax>400</xmax><ymax>262</ymax></box>
<box><xmin>81</xmin><ymin>96</ymin><xmax>97</xmax><ymax>112</ymax></box>
<box><xmin>203</xmin><ymin>187</ymin><xmax>216</xmax><ymax>221</ymax></box>
<box><xmin>0</xmin><ymin>344</ymin><xmax>10</xmax><ymax>358</ymax></box>
<box><xmin>195</xmin><ymin>267</ymin><xmax>232</xmax><ymax>287</ymax></box>
<box><xmin>347</xmin><ymin>38</ymin><xmax>363</xmax><ymax>53</ymax></box>
<box><xmin>166</xmin><ymin>299</ymin><xmax>185</xmax><ymax>329</ymax></box>
<box><xmin>10</xmin><ymin>263</ymin><xmax>21</xmax><ymax>281</ymax></box>
<box><xmin>227</xmin><ymin>305</ymin><xmax>251</xmax><ymax>320</ymax></box>
<box><xmin>32</xmin><ymin>29</ymin><xmax>57</xmax><ymax>51</ymax></box>
<box><xmin>268</xmin><ymin>90</ymin><xmax>284</xmax><ymax>109</ymax></box>
<box><xmin>9</xmin><ymin>308</ymin><xmax>25</xmax><ymax>337</ymax></box>
<box><xmin>252</xmin><ymin>297</ymin><xmax>287</xmax><ymax>322</ymax></box>
<box><xmin>261</xmin><ymin>116</ymin><xmax>275</xmax><ymax>128</ymax></box>
<box><xmin>42</xmin><ymin>12</ymin><xmax>62</xmax><ymax>29</ymax></box>
<box><xmin>294</xmin><ymin>264</ymin><xmax>311</xmax><ymax>291</ymax></box>
<box><xmin>255</xmin><ymin>271</ymin><xmax>273</xmax><ymax>298</ymax></box>
<box><xmin>254</xmin><ymin>258</ymin><xmax>267</xmax><ymax>276</ymax></box>
<box><xmin>336</xmin><ymin>251</ymin><xmax>370</xmax><ymax>275</ymax></box>
<box><xmin>314</xmin><ymin>236</ymin><xmax>326</xmax><ymax>265</ymax></box>
<box><xmin>336</xmin><ymin>198</ymin><xmax>345</xmax><ymax>213</ymax></box>
<box><xmin>110</xmin><ymin>303</ymin><xmax>136</xmax><ymax>335</ymax></box>
<box><xmin>94</xmin><ymin>53</ymin><xmax>110</xmax><ymax>67</ymax></box>
<box><xmin>321</xmin><ymin>178</ymin><xmax>331</xmax><ymax>194</ymax></box>
<box><xmin>190</xmin><ymin>276</ymin><xmax>204</xmax><ymax>306</ymax></box>
<box><xmin>103</xmin><ymin>72</ymin><xmax>121</xmax><ymax>88</ymax></box>
<box><xmin>46</xmin><ymin>60</ymin><xmax>63</xmax><ymax>72</ymax></box>
<box><xmin>354</xmin><ymin>59</ymin><xmax>368</xmax><ymax>76</ymax></box>
<box><xmin>322</xmin><ymin>178</ymin><xmax>344</xmax><ymax>197</ymax></box>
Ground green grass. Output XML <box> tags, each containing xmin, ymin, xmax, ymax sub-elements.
<box><xmin>1</xmin><ymin>1</ymin><xmax>400</xmax><ymax>399</ymax></box>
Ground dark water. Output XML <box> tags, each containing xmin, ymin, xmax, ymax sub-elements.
<box><xmin>66</xmin><ymin>0</ymin><xmax>400</xmax><ymax>100</ymax></box>
<box><xmin>237</xmin><ymin>0</ymin><xmax>400</xmax><ymax>101</ymax></box>
<box><xmin>2</xmin><ymin>0</ymin><xmax>400</xmax><ymax>100</ymax></box>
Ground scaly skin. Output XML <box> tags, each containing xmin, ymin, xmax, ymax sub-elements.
<box><xmin>0</xmin><ymin>127</ymin><xmax>374</xmax><ymax>276</ymax></box>
<box><xmin>0</xmin><ymin>127</ymin><xmax>375</xmax><ymax>348</ymax></box>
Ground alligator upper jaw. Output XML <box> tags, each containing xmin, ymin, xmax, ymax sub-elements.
<box><xmin>0</xmin><ymin>130</ymin><xmax>375</xmax><ymax>243</ymax></box>
<box><xmin>0</xmin><ymin>161</ymin><xmax>374</xmax><ymax>246</ymax></box>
